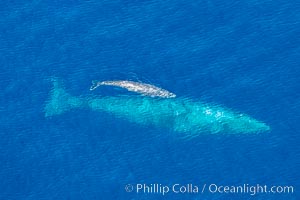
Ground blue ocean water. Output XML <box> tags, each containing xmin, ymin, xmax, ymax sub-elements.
<box><xmin>0</xmin><ymin>0</ymin><xmax>299</xmax><ymax>199</ymax></box>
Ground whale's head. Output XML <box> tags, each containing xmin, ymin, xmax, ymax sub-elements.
<box><xmin>223</xmin><ymin>113</ymin><xmax>270</xmax><ymax>134</ymax></box>
<box><xmin>173</xmin><ymin>103</ymin><xmax>270</xmax><ymax>134</ymax></box>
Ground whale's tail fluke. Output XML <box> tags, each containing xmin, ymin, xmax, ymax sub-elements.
<box><xmin>44</xmin><ymin>78</ymin><xmax>83</xmax><ymax>117</ymax></box>
<box><xmin>90</xmin><ymin>80</ymin><xmax>101</xmax><ymax>91</ymax></box>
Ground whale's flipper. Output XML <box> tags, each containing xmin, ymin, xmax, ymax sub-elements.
<box><xmin>44</xmin><ymin>78</ymin><xmax>83</xmax><ymax>117</ymax></box>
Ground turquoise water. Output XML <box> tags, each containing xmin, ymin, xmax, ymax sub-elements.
<box><xmin>0</xmin><ymin>0</ymin><xmax>299</xmax><ymax>199</ymax></box>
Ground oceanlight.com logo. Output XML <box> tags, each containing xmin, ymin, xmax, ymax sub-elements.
<box><xmin>208</xmin><ymin>184</ymin><xmax>294</xmax><ymax>196</ymax></box>
<box><xmin>124</xmin><ymin>183</ymin><xmax>294</xmax><ymax>196</ymax></box>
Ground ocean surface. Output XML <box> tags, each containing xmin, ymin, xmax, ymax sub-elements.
<box><xmin>0</xmin><ymin>0</ymin><xmax>299</xmax><ymax>199</ymax></box>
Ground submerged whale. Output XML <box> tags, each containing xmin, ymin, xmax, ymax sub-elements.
<box><xmin>90</xmin><ymin>80</ymin><xmax>176</xmax><ymax>98</ymax></box>
<box><xmin>45</xmin><ymin>78</ymin><xmax>270</xmax><ymax>137</ymax></box>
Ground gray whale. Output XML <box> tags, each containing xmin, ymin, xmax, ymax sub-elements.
<box><xmin>45</xmin><ymin>78</ymin><xmax>270</xmax><ymax>137</ymax></box>
<box><xmin>90</xmin><ymin>80</ymin><xmax>176</xmax><ymax>98</ymax></box>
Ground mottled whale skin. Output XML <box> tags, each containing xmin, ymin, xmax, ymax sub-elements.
<box><xmin>45</xmin><ymin>79</ymin><xmax>270</xmax><ymax>137</ymax></box>
<box><xmin>90</xmin><ymin>80</ymin><xmax>176</xmax><ymax>98</ymax></box>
